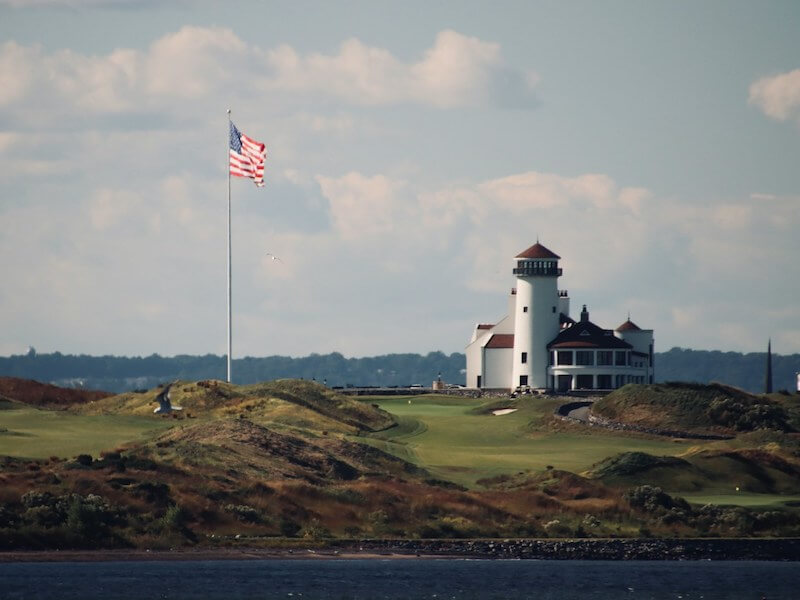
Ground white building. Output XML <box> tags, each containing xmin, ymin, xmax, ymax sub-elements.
<box><xmin>466</xmin><ymin>242</ymin><xmax>654</xmax><ymax>392</ymax></box>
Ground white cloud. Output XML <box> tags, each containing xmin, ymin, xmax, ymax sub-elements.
<box><xmin>144</xmin><ymin>26</ymin><xmax>250</xmax><ymax>98</ymax></box>
<box><xmin>316</xmin><ymin>172</ymin><xmax>413</xmax><ymax>240</ymax></box>
<box><xmin>263</xmin><ymin>30</ymin><xmax>533</xmax><ymax>109</ymax></box>
<box><xmin>0</xmin><ymin>27</ymin><xmax>538</xmax><ymax>126</ymax></box>
<box><xmin>749</xmin><ymin>68</ymin><xmax>800</xmax><ymax>124</ymax></box>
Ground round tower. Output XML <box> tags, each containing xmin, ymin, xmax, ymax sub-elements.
<box><xmin>511</xmin><ymin>242</ymin><xmax>562</xmax><ymax>389</ymax></box>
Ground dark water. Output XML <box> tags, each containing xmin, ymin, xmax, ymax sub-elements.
<box><xmin>2</xmin><ymin>559</ymin><xmax>797</xmax><ymax>600</ymax></box>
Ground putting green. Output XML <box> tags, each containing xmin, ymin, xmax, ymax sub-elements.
<box><xmin>364</xmin><ymin>395</ymin><xmax>702</xmax><ymax>488</ymax></box>
<box><xmin>0</xmin><ymin>403</ymin><xmax>175</xmax><ymax>460</ymax></box>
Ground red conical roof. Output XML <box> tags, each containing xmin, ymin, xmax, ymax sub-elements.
<box><xmin>616</xmin><ymin>319</ymin><xmax>641</xmax><ymax>332</ymax></box>
<box><xmin>515</xmin><ymin>242</ymin><xmax>560</xmax><ymax>259</ymax></box>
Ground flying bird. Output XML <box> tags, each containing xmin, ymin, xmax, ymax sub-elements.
<box><xmin>153</xmin><ymin>381</ymin><xmax>182</xmax><ymax>414</ymax></box>
<box><xmin>265</xmin><ymin>253</ymin><xmax>283</xmax><ymax>262</ymax></box>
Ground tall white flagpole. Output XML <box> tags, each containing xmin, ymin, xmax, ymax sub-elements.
<box><xmin>226</xmin><ymin>109</ymin><xmax>232</xmax><ymax>383</ymax></box>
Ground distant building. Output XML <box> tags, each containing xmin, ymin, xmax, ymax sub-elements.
<box><xmin>466</xmin><ymin>242</ymin><xmax>654</xmax><ymax>392</ymax></box>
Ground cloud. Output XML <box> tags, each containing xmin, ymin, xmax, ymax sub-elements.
<box><xmin>0</xmin><ymin>27</ymin><xmax>538</xmax><ymax>128</ymax></box>
<box><xmin>264</xmin><ymin>30</ymin><xmax>536</xmax><ymax>109</ymax></box>
<box><xmin>317</xmin><ymin>172</ymin><xmax>413</xmax><ymax>240</ymax></box>
<box><xmin>749</xmin><ymin>68</ymin><xmax>800</xmax><ymax>124</ymax></box>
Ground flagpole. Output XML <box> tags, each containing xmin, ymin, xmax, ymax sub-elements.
<box><xmin>226</xmin><ymin>109</ymin><xmax>232</xmax><ymax>383</ymax></box>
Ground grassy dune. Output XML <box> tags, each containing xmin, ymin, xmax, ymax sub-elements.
<box><xmin>593</xmin><ymin>382</ymin><xmax>793</xmax><ymax>434</ymax></box>
<box><xmin>73</xmin><ymin>379</ymin><xmax>395</xmax><ymax>435</ymax></box>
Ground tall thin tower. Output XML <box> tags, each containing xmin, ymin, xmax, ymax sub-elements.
<box><xmin>765</xmin><ymin>339</ymin><xmax>773</xmax><ymax>394</ymax></box>
<box><xmin>511</xmin><ymin>242</ymin><xmax>562</xmax><ymax>389</ymax></box>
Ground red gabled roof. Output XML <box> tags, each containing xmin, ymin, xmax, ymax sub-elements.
<box><xmin>515</xmin><ymin>242</ymin><xmax>560</xmax><ymax>260</ymax></box>
<box><xmin>616</xmin><ymin>319</ymin><xmax>641</xmax><ymax>332</ymax></box>
<box><xmin>485</xmin><ymin>334</ymin><xmax>514</xmax><ymax>348</ymax></box>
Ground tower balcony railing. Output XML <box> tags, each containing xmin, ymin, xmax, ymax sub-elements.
<box><xmin>513</xmin><ymin>266</ymin><xmax>562</xmax><ymax>276</ymax></box>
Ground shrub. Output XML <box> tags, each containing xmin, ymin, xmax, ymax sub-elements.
<box><xmin>301</xmin><ymin>518</ymin><xmax>331</xmax><ymax>540</ymax></box>
<box><xmin>279</xmin><ymin>517</ymin><xmax>301</xmax><ymax>537</ymax></box>
<box><xmin>21</xmin><ymin>491</ymin><xmax>55</xmax><ymax>509</ymax></box>
<box><xmin>581</xmin><ymin>514</ymin><xmax>601</xmax><ymax>529</ymax></box>
<box><xmin>134</xmin><ymin>482</ymin><xmax>171</xmax><ymax>506</ymax></box>
<box><xmin>706</xmin><ymin>397</ymin><xmax>790</xmax><ymax>432</ymax></box>
<box><xmin>624</xmin><ymin>485</ymin><xmax>691</xmax><ymax>514</ymax></box>
<box><xmin>323</xmin><ymin>488</ymin><xmax>366</xmax><ymax>505</ymax></box>
<box><xmin>159</xmin><ymin>504</ymin><xmax>187</xmax><ymax>532</ymax></box>
<box><xmin>224</xmin><ymin>504</ymin><xmax>261</xmax><ymax>523</ymax></box>
<box><xmin>0</xmin><ymin>506</ymin><xmax>19</xmax><ymax>528</ymax></box>
<box><xmin>74</xmin><ymin>454</ymin><xmax>93</xmax><ymax>467</ymax></box>
<box><xmin>543</xmin><ymin>519</ymin><xmax>570</xmax><ymax>536</ymax></box>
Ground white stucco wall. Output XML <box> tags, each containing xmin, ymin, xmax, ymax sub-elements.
<box><xmin>465</xmin><ymin>332</ymin><xmax>487</xmax><ymax>388</ymax></box>
<box><xmin>484</xmin><ymin>347</ymin><xmax>513</xmax><ymax>388</ymax></box>
<box><xmin>615</xmin><ymin>329</ymin><xmax>653</xmax><ymax>355</ymax></box>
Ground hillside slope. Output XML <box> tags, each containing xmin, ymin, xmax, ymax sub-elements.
<box><xmin>592</xmin><ymin>383</ymin><xmax>793</xmax><ymax>435</ymax></box>
<box><xmin>0</xmin><ymin>377</ymin><xmax>111</xmax><ymax>408</ymax></box>
<box><xmin>589</xmin><ymin>447</ymin><xmax>800</xmax><ymax>496</ymax></box>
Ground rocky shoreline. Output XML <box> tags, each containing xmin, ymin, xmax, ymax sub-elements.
<box><xmin>2</xmin><ymin>538</ymin><xmax>798</xmax><ymax>562</ymax></box>
<box><xmin>336</xmin><ymin>538</ymin><xmax>800</xmax><ymax>560</ymax></box>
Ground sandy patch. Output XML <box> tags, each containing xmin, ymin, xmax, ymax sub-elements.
<box><xmin>492</xmin><ymin>408</ymin><xmax>517</xmax><ymax>416</ymax></box>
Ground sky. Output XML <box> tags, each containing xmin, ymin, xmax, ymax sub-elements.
<box><xmin>1</xmin><ymin>0</ymin><xmax>799</xmax><ymax>360</ymax></box>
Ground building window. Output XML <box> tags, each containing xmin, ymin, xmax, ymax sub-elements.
<box><xmin>552</xmin><ymin>306</ymin><xmax>556</xmax><ymax>313</ymax></box>
<box><xmin>549</xmin><ymin>351</ymin><xmax>555</xmax><ymax>365</ymax></box>
<box><xmin>557</xmin><ymin>351</ymin><xmax>573</xmax><ymax>365</ymax></box>
<box><xmin>597</xmin><ymin>374</ymin><xmax>612</xmax><ymax>388</ymax></box>
<box><xmin>615</xmin><ymin>374</ymin><xmax>625</xmax><ymax>388</ymax></box>
<box><xmin>576</xmin><ymin>350</ymin><xmax>594</xmax><ymax>366</ymax></box>
<box><xmin>615</xmin><ymin>350</ymin><xmax>627</xmax><ymax>366</ymax></box>
<box><xmin>477</xmin><ymin>375</ymin><xmax>482</xmax><ymax>388</ymax></box>
<box><xmin>576</xmin><ymin>374</ymin><xmax>593</xmax><ymax>389</ymax></box>
<box><xmin>597</xmin><ymin>351</ymin><xmax>612</xmax><ymax>366</ymax></box>
<box><xmin>523</xmin><ymin>306</ymin><xmax>528</xmax><ymax>313</ymax></box>
<box><xmin>521</xmin><ymin>352</ymin><xmax>527</xmax><ymax>364</ymax></box>
<box><xmin>519</xmin><ymin>375</ymin><xmax>528</xmax><ymax>386</ymax></box>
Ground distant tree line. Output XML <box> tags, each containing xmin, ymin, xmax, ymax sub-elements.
<box><xmin>655</xmin><ymin>347</ymin><xmax>799</xmax><ymax>394</ymax></box>
<box><xmin>0</xmin><ymin>347</ymin><xmax>797</xmax><ymax>394</ymax></box>
<box><xmin>0</xmin><ymin>349</ymin><xmax>465</xmax><ymax>393</ymax></box>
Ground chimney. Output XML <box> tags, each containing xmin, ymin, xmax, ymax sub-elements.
<box><xmin>580</xmin><ymin>305</ymin><xmax>589</xmax><ymax>323</ymax></box>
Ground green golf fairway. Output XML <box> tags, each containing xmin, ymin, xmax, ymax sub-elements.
<box><xmin>364</xmin><ymin>395</ymin><xmax>699</xmax><ymax>488</ymax></box>
<box><xmin>0</xmin><ymin>403</ymin><xmax>175</xmax><ymax>459</ymax></box>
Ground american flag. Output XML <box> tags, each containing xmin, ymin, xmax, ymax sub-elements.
<box><xmin>229</xmin><ymin>121</ymin><xmax>266</xmax><ymax>186</ymax></box>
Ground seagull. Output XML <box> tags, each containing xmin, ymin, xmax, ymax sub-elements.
<box><xmin>265</xmin><ymin>252</ymin><xmax>283</xmax><ymax>263</ymax></box>
<box><xmin>153</xmin><ymin>381</ymin><xmax>182</xmax><ymax>414</ymax></box>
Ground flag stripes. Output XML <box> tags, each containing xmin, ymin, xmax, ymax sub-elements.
<box><xmin>229</xmin><ymin>121</ymin><xmax>266</xmax><ymax>186</ymax></box>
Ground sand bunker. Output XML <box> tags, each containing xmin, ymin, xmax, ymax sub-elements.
<box><xmin>492</xmin><ymin>408</ymin><xmax>518</xmax><ymax>416</ymax></box>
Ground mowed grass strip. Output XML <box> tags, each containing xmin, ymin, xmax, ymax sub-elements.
<box><xmin>680</xmin><ymin>492</ymin><xmax>800</xmax><ymax>508</ymax></box>
<box><xmin>0</xmin><ymin>403</ymin><xmax>175</xmax><ymax>459</ymax></box>
<box><xmin>366</xmin><ymin>395</ymin><xmax>704</xmax><ymax>488</ymax></box>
